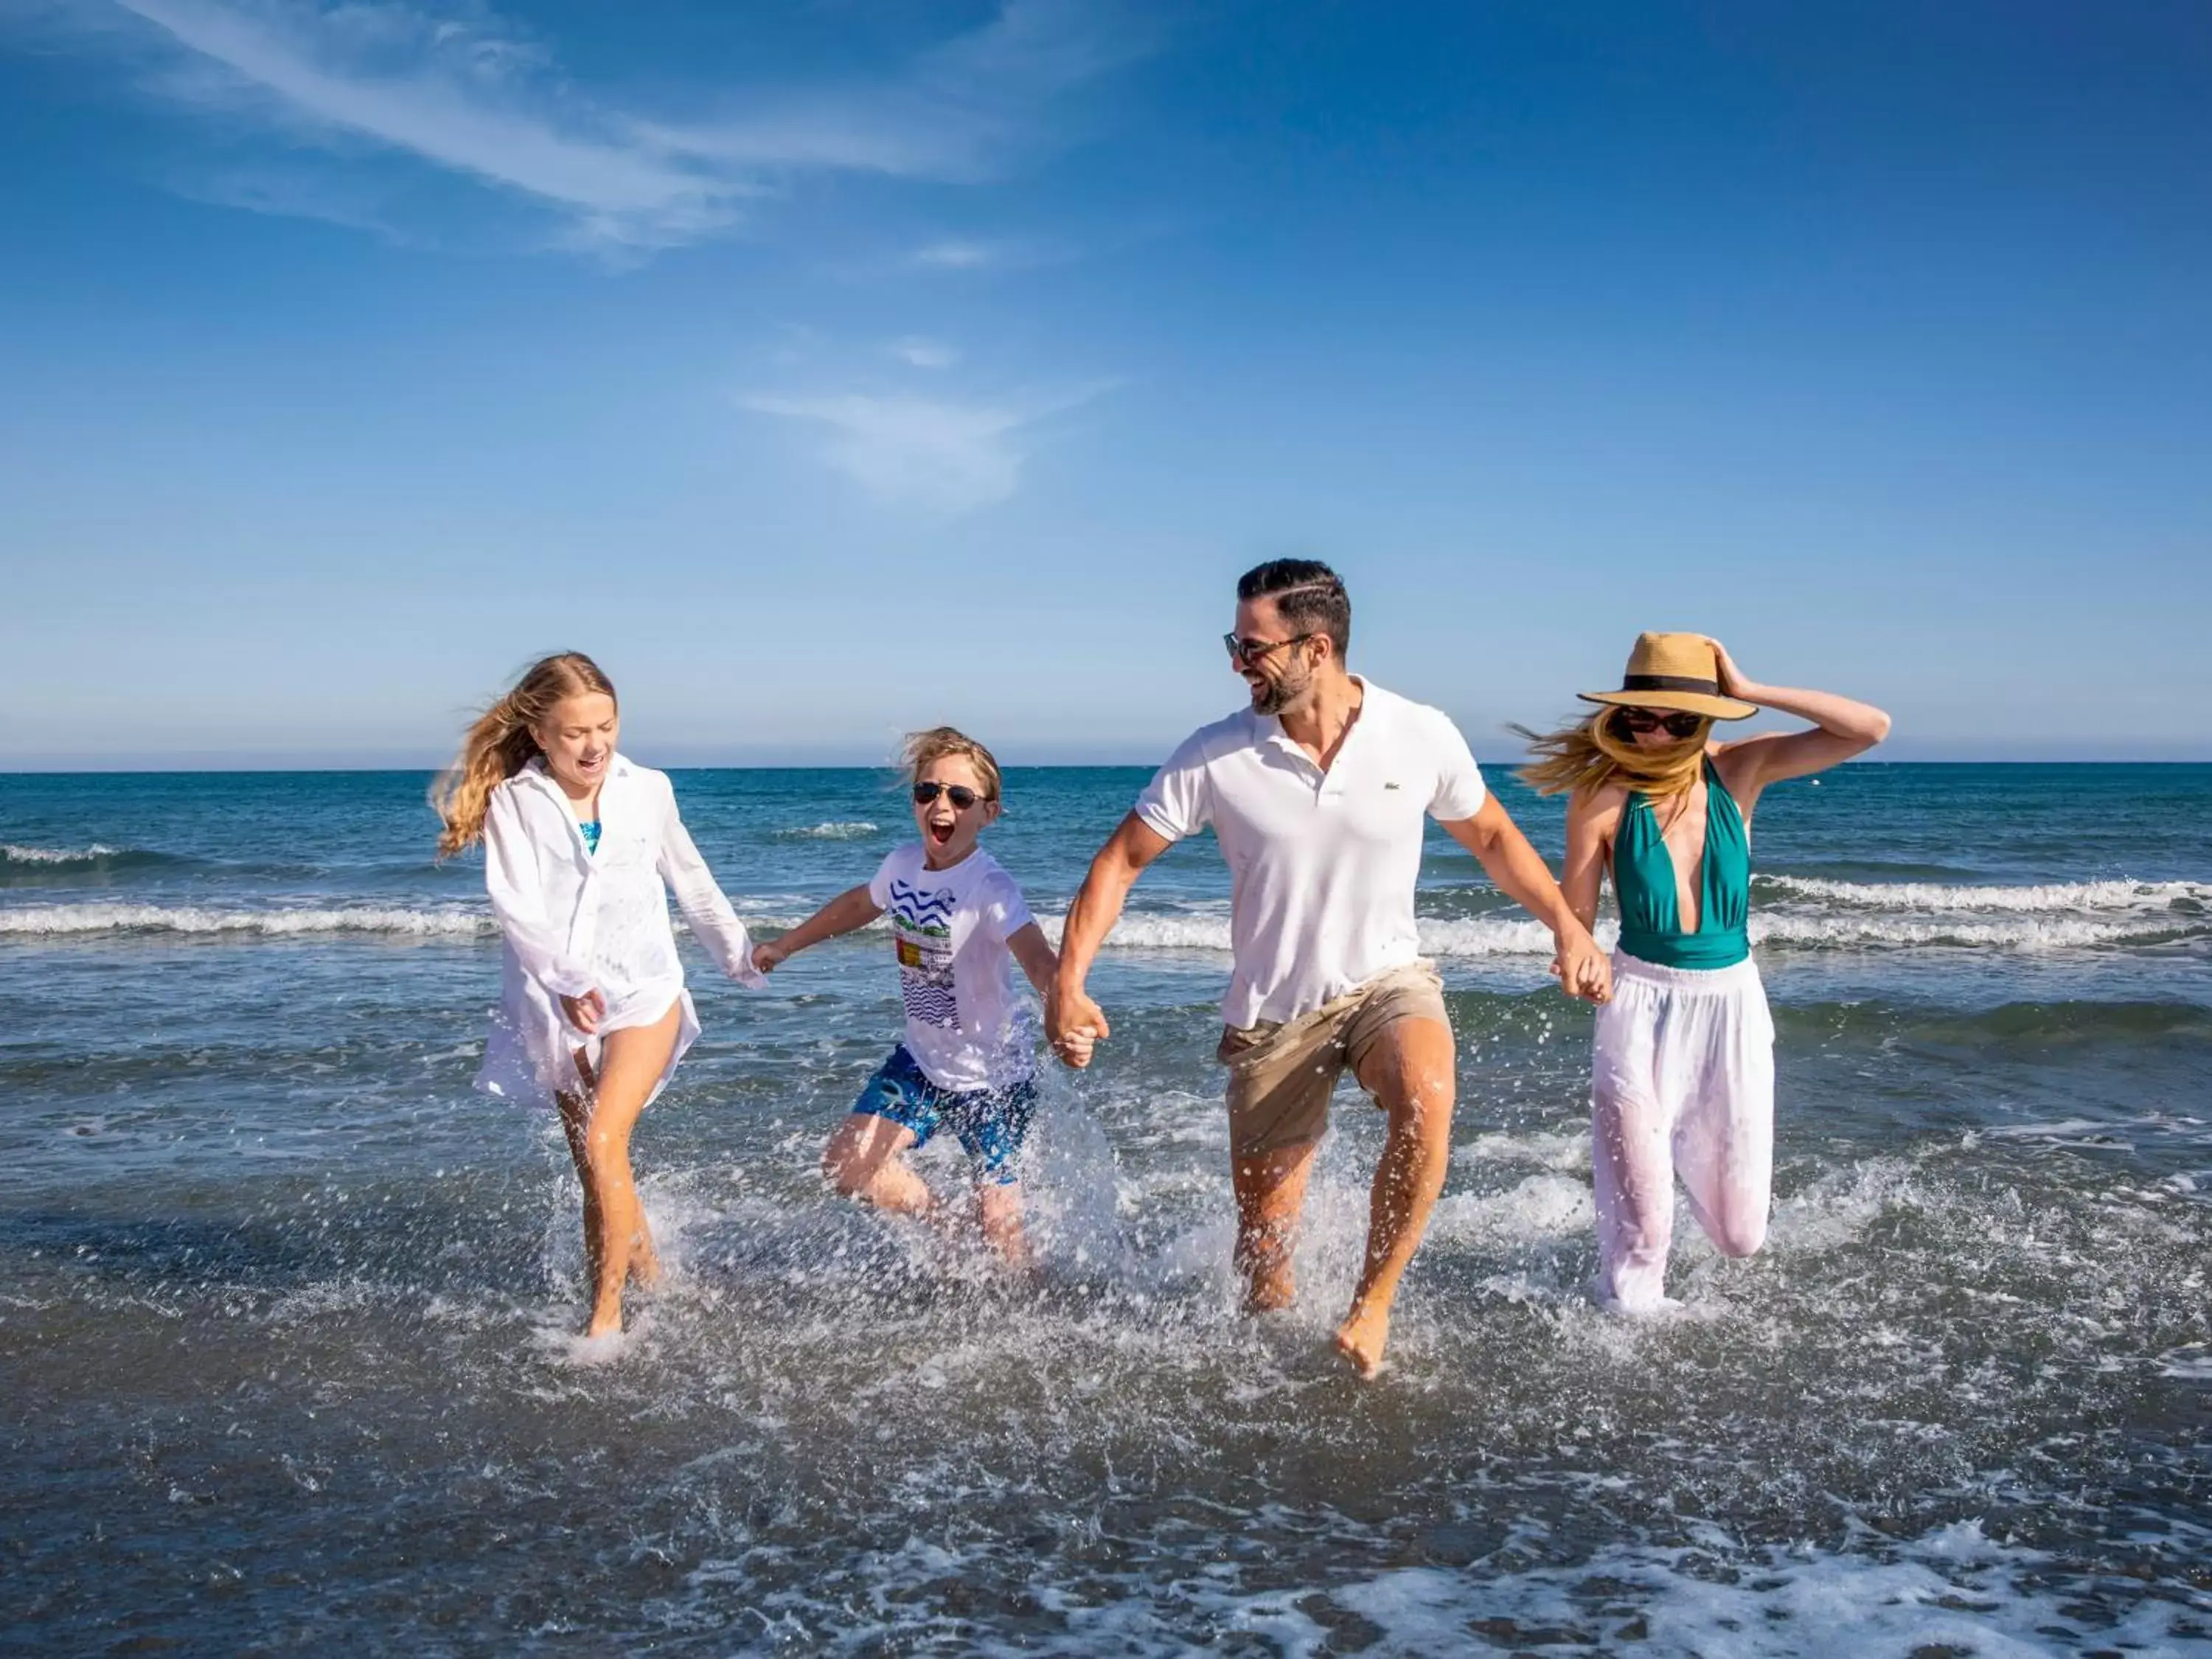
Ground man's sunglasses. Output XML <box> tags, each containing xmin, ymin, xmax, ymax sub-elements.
<box><xmin>1224</xmin><ymin>631</ymin><xmax>1316</xmax><ymax>665</ymax></box>
<box><xmin>1615</xmin><ymin>709</ymin><xmax>1706</xmax><ymax>739</ymax></box>
<box><xmin>912</xmin><ymin>782</ymin><xmax>986</xmax><ymax>810</ymax></box>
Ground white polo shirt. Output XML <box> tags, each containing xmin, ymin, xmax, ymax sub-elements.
<box><xmin>1133</xmin><ymin>678</ymin><xmax>1488</xmax><ymax>1028</ymax></box>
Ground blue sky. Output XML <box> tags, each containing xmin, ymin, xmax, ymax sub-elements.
<box><xmin>3</xmin><ymin>0</ymin><xmax>2207</xmax><ymax>767</ymax></box>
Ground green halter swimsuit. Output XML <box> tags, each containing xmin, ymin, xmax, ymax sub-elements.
<box><xmin>1614</xmin><ymin>759</ymin><xmax>1751</xmax><ymax>969</ymax></box>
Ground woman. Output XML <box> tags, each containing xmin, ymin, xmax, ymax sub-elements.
<box><xmin>1523</xmin><ymin>633</ymin><xmax>1890</xmax><ymax>1312</ymax></box>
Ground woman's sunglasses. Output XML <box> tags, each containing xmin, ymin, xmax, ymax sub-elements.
<box><xmin>1615</xmin><ymin>709</ymin><xmax>1706</xmax><ymax>739</ymax></box>
<box><xmin>912</xmin><ymin>782</ymin><xmax>986</xmax><ymax>810</ymax></box>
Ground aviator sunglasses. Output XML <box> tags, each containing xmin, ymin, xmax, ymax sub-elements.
<box><xmin>1615</xmin><ymin>709</ymin><xmax>1707</xmax><ymax>739</ymax></box>
<box><xmin>912</xmin><ymin>781</ymin><xmax>986</xmax><ymax>810</ymax></box>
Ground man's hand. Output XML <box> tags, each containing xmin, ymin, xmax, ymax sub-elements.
<box><xmin>751</xmin><ymin>939</ymin><xmax>788</xmax><ymax>975</ymax></box>
<box><xmin>1047</xmin><ymin>979</ymin><xmax>1110</xmax><ymax>1068</ymax></box>
<box><xmin>560</xmin><ymin>988</ymin><xmax>608</xmax><ymax>1034</ymax></box>
<box><xmin>1551</xmin><ymin>928</ymin><xmax>1612</xmax><ymax>1004</ymax></box>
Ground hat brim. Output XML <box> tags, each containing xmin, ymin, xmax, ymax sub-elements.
<box><xmin>1579</xmin><ymin>689</ymin><xmax>1759</xmax><ymax>721</ymax></box>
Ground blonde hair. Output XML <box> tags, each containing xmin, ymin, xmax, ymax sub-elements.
<box><xmin>1517</xmin><ymin>708</ymin><xmax>1713</xmax><ymax>800</ymax></box>
<box><xmin>902</xmin><ymin>726</ymin><xmax>1004</xmax><ymax>803</ymax></box>
<box><xmin>433</xmin><ymin>653</ymin><xmax>616</xmax><ymax>857</ymax></box>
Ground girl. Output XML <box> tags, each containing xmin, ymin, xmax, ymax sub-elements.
<box><xmin>751</xmin><ymin>728</ymin><xmax>1086</xmax><ymax>1265</ymax></box>
<box><xmin>1523</xmin><ymin>633</ymin><xmax>1890</xmax><ymax>1312</ymax></box>
<box><xmin>434</xmin><ymin>652</ymin><xmax>761</xmax><ymax>1338</ymax></box>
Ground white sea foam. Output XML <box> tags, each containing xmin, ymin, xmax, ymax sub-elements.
<box><xmin>1764</xmin><ymin>874</ymin><xmax>2212</xmax><ymax>914</ymax></box>
<box><xmin>776</xmin><ymin>821</ymin><xmax>880</xmax><ymax>840</ymax></box>
<box><xmin>0</xmin><ymin>903</ymin><xmax>495</xmax><ymax>938</ymax></box>
<box><xmin>0</xmin><ymin>842</ymin><xmax>124</xmax><ymax>864</ymax></box>
<box><xmin>1050</xmin><ymin>908</ymin><xmax>2201</xmax><ymax>957</ymax></box>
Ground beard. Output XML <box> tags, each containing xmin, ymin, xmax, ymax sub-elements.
<box><xmin>1249</xmin><ymin>660</ymin><xmax>1313</xmax><ymax>716</ymax></box>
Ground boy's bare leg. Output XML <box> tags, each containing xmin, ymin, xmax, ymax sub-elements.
<box><xmin>822</xmin><ymin>1114</ymin><xmax>934</xmax><ymax>1214</ymax></box>
<box><xmin>1336</xmin><ymin>1015</ymin><xmax>1458</xmax><ymax>1378</ymax></box>
<box><xmin>1231</xmin><ymin>1141</ymin><xmax>1319</xmax><ymax>1311</ymax></box>
<box><xmin>975</xmin><ymin>1181</ymin><xmax>1033</xmax><ymax>1270</ymax></box>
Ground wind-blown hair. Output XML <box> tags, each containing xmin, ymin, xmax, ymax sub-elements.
<box><xmin>433</xmin><ymin>653</ymin><xmax>616</xmax><ymax>857</ymax></box>
<box><xmin>902</xmin><ymin>726</ymin><xmax>1004</xmax><ymax>804</ymax></box>
<box><xmin>1237</xmin><ymin>558</ymin><xmax>1352</xmax><ymax>661</ymax></box>
<box><xmin>1517</xmin><ymin>708</ymin><xmax>1714</xmax><ymax>800</ymax></box>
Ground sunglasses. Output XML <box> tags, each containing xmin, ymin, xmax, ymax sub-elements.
<box><xmin>1615</xmin><ymin>709</ymin><xmax>1706</xmax><ymax>739</ymax></box>
<box><xmin>1224</xmin><ymin>631</ymin><xmax>1316</xmax><ymax>665</ymax></box>
<box><xmin>912</xmin><ymin>781</ymin><xmax>986</xmax><ymax>811</ymax></box>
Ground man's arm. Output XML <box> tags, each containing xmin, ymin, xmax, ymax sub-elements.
<box><xmin>1438</xmin><ymin>794</ymin><xmax>1610</xmax><ymax>1003</ymax></box>
<box><xmin>1046</xmin><ymin>813</ymin><xmax>1174</xmax><ymax>1066</ymax></box>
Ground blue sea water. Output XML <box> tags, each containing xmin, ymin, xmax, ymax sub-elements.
<box><xmin>1</xmin><ymin>762</ymin><xmax>2208</xmax><ymax>1653</ymax></box>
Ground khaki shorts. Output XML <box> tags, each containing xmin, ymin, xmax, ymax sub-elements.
<box><xmin>1216</xmin><ymin>961</ymin><xmax>1452</xmax><ymax>1158</ymax></box>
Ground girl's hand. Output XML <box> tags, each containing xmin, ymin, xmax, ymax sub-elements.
<box><xmin>1056</xmin><ymin>1025</ymin><xmax>1099</xmax><ymax>1067</ymax></box>
<box><xmin>751</xmin><ymin>940</ymin><xmax>787</xmax><ymax>975</ymax></box>
<box><xmin>1705</xmin><ymin>638</ymin><xmax>1759</xmax><ymax>705</ymax></box>
<box><xmin>560</xmin><ymin>989</ymin><xmax>607</xmax><ymax>1035</ymax></box>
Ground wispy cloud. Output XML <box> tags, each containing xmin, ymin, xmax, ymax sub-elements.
<box><xmin>739</xmin><ymin>382</ymin><xmax>1112</xmax><ymax>514</ymax></box>
<box><xmin>889</xmin><ymin>336</ymin><xmax>959</xmax><ymax>370</ymax></box>
<box><xmin>30</xmin><ymin>0</ymin><xmax>1152</xmax><ymax>254</ymax></box>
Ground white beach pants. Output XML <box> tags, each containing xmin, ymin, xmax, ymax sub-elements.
<box><xmin>1590</xmin><ymin>951</ymin><xmax>1775</xmax><ymax>1312</ymax></box>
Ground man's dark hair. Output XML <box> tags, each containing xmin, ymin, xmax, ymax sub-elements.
<box><xmin>1237</xmin><ymin>558</ymin><xmax>1352</xmax><ymax>661</ymax></box>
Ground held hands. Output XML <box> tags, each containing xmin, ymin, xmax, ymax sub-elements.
<box><xmin>751</xmin><ymin>939</ymin><xmax>790</xmax><ymax>975</ymax></box>
<box><xmin>1550</xmin><ymin>930</ymin><xmax>1612</xmax><ymax>1004</ymax></box>
<box><xmin>1046</xmin><ymin>980</ymin><xmax>1110</xmax><ymax>1069</ymax></box>
<box><xmin>559</xmin><ymin>988</ymin><xmax>608</xmax><ymax>1035</ymax></box>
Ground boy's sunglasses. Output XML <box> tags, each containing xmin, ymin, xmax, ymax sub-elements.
<box><xmin>1615</xmin><ymin>709</ymin><xmax>1706</xmax><ymax>739</ymax></box>
<box><xmin>912</xmin><ymin>782</ymin><xmax>986</xmax><ymax>810</ymax></box>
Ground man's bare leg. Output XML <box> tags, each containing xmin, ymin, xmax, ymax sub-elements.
<box><xmin>579</xmin><ymin>1002</ymin><xmax>684</xmax><ymax>1338</ymax></box>
<box><xmin>1231</xmin><ymin>1141</ymin><xmax>1319</xmax><ymax>1311</ymax></box>
<box><xmin>1337</xmin><ymin>1015</ymin><xmax>1458</xmax><ymax>1377</ymax></box>
<box><xmin>821</xmin><ymin>1113</ymin><xmax>934</xmax><ymax>1215</ymax></box>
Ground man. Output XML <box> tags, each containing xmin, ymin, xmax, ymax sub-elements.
<box><xmin>1046</xmin><ymin>560</ymin><xmax>1610</xmax><ymax>1377</ymax></box>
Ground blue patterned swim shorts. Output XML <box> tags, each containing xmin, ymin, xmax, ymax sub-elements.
<box><xmin>852</xmin><ymin>1046</ymin><xmax>1037</xmax><ymax>1186</ymax></box>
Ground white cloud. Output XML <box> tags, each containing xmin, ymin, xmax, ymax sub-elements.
<box><xmin>889</xmin><ymin>336</ymin><xmax>959</xmax><ymax>370</ymax></box>
<box><xmin>35</xmin><ymin>0</ymin><xmax>1152</xmax><ymax>254</ymax></box>
<box><xmin>740</xmin><ymin>382</ymin><xmax>1110</xmax><ymax>514</ymax></box>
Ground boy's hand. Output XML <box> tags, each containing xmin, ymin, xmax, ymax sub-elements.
<box><xmin>560</xmin><ymin>988</ymin><xmax>607</xmax><ymax>1035</ymax></box>
<box><xmin>1047</xmin><ymin>981</ymin><xmax>1109</xmax><ymax>1068</ymax></box>
<box><xmin>751</xmin><ymin>939</ymin><xmax>787</xmax><ymax>975</ymax></box>
<box><xmin>1056</xmin><ymin>1025</ymin><xmax>1099</xmax><ymax>1067</ymax></box>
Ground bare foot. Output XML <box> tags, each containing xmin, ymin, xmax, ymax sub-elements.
<box><xmin>1333</xmin><ymin>1302</ymin><xmax>1391</xmax><ymax>1379</ymax></box>
<box><xmin>583</xmin><ymin>1299</ymin><xmax>623</xmax><ymax>1340</ymax></box>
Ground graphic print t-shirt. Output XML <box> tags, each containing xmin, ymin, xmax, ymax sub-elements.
<box><xmin>868</xmin><ymin>844</ymin><xmax>1037</xmax><ymax>1093</ymax></box>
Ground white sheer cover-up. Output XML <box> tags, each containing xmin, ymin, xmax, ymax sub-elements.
<box><xmin>474</xmin><ymin>755</ymin><xmax>760</xmax><ymax>1112</ymax></box>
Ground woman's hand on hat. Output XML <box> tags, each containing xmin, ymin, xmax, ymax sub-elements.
<box><xmin>1704</xmin><ymin>638</ymin><xmax>1757</xmax><ymax>705</ymax></box>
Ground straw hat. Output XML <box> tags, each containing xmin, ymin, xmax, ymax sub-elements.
<box><xmin>1579</xmin><ymin>632</ymin><xmax>1758</xmax><ymax>721</ymax></box>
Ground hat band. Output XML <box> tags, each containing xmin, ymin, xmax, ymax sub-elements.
<box><xmin>1621</xmin><ymin>672</ymin><xmax>1721</xmax><ymax>695</ymax></box>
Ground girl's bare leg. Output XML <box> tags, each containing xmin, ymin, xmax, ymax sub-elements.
<box><xmin>580</xmin><ymin>1002</ymin><xmax>683</xmax><ymax>1338</ymax></box>
<box><xmin>556</xmin><ymin>1086</ymin><xmax>604</xmax><ymax>1295</ymax></box>
<box><xmin>821</xmin><ymin>1113</ymin><xmax>933</xmax><ymax>1215</ymax></box>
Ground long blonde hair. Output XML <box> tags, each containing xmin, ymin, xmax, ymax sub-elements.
<box><xmin>433</xmin><ymin>653</ymin><xmax>617</xmax><ymax>857</ymax></box>
<box><xmin>1517</xmin><ymin>708</ymin><xmax>1713</xmax><ymax>800</ymax></box>
<box><xmin>902</xmin><ymin>726</ymin><xmax>1004</xmax><ymax>803</ymax></box>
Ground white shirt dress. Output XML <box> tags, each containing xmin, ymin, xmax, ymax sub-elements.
<box><xmin>474</xmin><ymin>755</ymin><xmax>759</xmax><ymax>1112</ymax></box>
